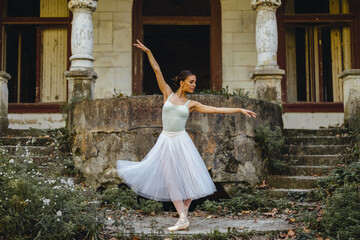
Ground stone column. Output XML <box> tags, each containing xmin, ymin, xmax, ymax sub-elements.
<box><xmin>339</xmin><ymin>69</ymin><xmax>360</xmax><ymax>130</ymax></box>
<box><xmin>65</xmin><ymin>0</ymin><xmax>97</xmax><ymax>100</ymax></box>
<box><xmin>251</xmin><ymin>0</ymin><xmax>284</xmax><ymax>104</ymax></box>
<box><xmin>0</xmin><ymin>71</ymin><xmax>11</xmax><ymax>131</ymax></box>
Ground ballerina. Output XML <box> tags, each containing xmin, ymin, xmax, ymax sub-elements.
<box><xmin>116</xmin><ymin>40</ymin><xmax>257</xmax><ymax>231</ymax></box>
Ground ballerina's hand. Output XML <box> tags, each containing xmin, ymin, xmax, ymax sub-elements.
<box><xmin>133</xmin><ymin>39</ymin><xmax>150</xmax><ymax>53</ymax></box>
<box><xmin>241</xmin><ymin>109</ymin><xmax>257</xmax><ymax>118</ymax></box>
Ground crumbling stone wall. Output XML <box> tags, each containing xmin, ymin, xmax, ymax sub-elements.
<box><xmin>70</xmin><ymin>95</ymin><xmax>282</xmax><ymax>189</ymax></box>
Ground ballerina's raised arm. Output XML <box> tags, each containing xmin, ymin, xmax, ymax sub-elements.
<box><xmin>133</xmin><ymin>40</ymin><xmax>173</xmax><ymax>102</ymax></box>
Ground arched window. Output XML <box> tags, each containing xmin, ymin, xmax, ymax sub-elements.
<box><xmin>278</xmin><ymin>0</ymin><xmax>360</xmax><ymax>109</ymax></box>
<box><xmin>132</xmin><ymin>0</ymin><xmax>221</xmax><ymax>94</ymax></box>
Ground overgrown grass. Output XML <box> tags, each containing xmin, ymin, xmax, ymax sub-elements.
<box><xmin>102</xmin><ymin>188</ymin><xmax>163</xmax><ymax>215</ymax></box>
<box><xmin>299</xmin><ymin>128</ymin><xmax>360</xmax><ymax>239</ymax></box>
<box><xmin>0</xmin><ymin>148</ymin><xmax>102</xmax><ymax>239</ymax></box>
<box><xmin>199</xmin><ymin>189</ymin><xmax>291</xmax><ymax>215</ymax></box>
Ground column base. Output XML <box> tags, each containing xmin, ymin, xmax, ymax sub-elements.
<box><xmin>339</xmin><ymin>69</ymin><xmax>360</xmax><ymax>130</ymax></box>
<box><xmin>65</xmin><ymin>69</ymin><xmax>97</xmax><ymax>101</ymax></box>
<box><xmin>0</xmin><ymin>71</ymin><xmax>11</xmax><ymax>132</ymax></box>
<box><xmin>0</xmin><ymin>117</ymin><xmax>9</xmax><ymax>132</ymax></box>
<box><xmin>251</xmin><ymin>68</ymin><xmax>284</xmax><ymax>105</ymax></box>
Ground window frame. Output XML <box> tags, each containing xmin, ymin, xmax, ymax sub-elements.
<box><xmin>0</xmin><ymin>0</ymin><xmax>71</xmax><ymax>113</ymax></box>
<box><xmin>277</xmin><ymin>0</ymin><xmax>360</xmax><ymax>112</ymax></box>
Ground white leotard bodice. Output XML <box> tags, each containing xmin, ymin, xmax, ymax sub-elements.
<box><xmin>162</xmin><ymin>93</ymin><xmax>191</xmax><ymax>132</ymax></box>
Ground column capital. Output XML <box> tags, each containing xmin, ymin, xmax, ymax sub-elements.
<box><xmin>251</xmin><ymin>0</ymin><xmax>281</xmax><ymax>10</ymax></box>
<box><xmin>68</xmin><ymin>0</ymin><xmax>97</xmax><ymax>12</ymax></box>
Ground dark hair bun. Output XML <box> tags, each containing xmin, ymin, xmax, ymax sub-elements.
<box><xmin>172</xmin><ymin>70</ymin><xmax>195</xmax><ymax>86</ymax></box>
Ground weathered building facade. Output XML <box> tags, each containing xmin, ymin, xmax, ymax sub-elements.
<box><xmin>0</xmin><ymin>0</ymin><xmax>359</xmax><ymax>130</ymax></box>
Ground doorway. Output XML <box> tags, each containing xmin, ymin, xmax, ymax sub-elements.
<box><xmin>132</xmin><ymin>0</ymin><xmax>222</xmax><ymax>95</ymax></box>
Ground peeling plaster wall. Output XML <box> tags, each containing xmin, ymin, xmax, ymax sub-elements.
<box><xmin>282</xmin><ymin>113</ymin><xmax>344</xmax><ymax>129</ymax></box>
<box><xmin>8</xmin><ymin>114</ymin><xmax>66</xmax><ymax>129</ymax></box>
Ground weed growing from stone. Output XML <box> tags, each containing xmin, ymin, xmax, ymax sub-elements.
<box><xmin>254</xmin><ymin>124</ymin><xmax>288</xmax><ymax>174</ymax></box>
<box><xmin>199</xmin><ymin>86</ymin><xmax>250</xmax><ymax>99</ymax></box>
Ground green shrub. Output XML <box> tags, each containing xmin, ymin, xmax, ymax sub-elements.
<box><xmin>0</xmin><ymin>151</ymin><xmax>102</xmax><ymax>240</ymax></box>
<box><xmin>254</xmin><ymin>124</ymin><xmax>287</xmax><ymax>174</ymax></box>
<box><xmin>101</xmin><ymin>188</ymin><xmax>163</xmax><ymax>215</ymax></box>
<box><xmin>322</xmin><ymin>184</ymin><xmax>360</xmax><ymax>239</ymax></box>
<box><xmin>346</xmin><ymin>128</ymin><xmax>360</xmax><ymax>164</ymax></box>
<box><xmin>138</xmin><ymin>199</ymin><xmax>163</xmax><ymax>215</ymax></box>
<box><xmin>317</xmin><ymin>160</ymin><xmax>360</xmax><ymax>198</ymax></box>
<box><xmin>102</xmin><ymin>188</ymin><xmax>139</xmax><ymax>210</ymax></box>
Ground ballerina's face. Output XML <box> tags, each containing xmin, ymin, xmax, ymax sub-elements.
<box><xmin>180</xmin><ymin>75</ymin><xmax>197</xmax><ymax>93</ymax></box>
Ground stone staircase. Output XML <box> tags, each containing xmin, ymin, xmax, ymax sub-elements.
<box><xmin>0</xmin><ymin>128</ymin><xmax>75</xmax><ymax>179</ymax></box>
<box><xmin>267</xmin><ymin>128</ymin><xmax>351</xmax><ymax>198</ymax></box>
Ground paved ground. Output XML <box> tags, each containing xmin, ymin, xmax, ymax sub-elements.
<box><xmin>104</xmin><ymin>211</ymin><xmax>301</xmax><ymax>238</ymax></box>
<box><xmin>132</xmin><ymin>215</ymin><xmax>291</xmax><ymax>234</ymax></box>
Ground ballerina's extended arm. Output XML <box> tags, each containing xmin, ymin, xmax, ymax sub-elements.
<box><xmin>133</xmin><ymin>40</ymin><xmax>173</xmax><ymax>101</ymax></box>
<box><xmin>190</xmin><ymin>101</ymin><xmax>257</xmax><ymax>118</ymax></box>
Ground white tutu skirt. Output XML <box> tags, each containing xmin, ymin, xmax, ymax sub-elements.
<box><xmin>116</xmin><ymin>130</ymin><xmax>217</xmax><ymax>201</ymax></box>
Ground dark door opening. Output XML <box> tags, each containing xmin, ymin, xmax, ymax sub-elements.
<box><xmin>143</xmin><ymin>25</ymin><xmax>210</xmax><ymax>94</ymax></box>
<box><xmin>6</xmin><ymin>25</ymin><xmax>37</xmax><ymax>103</ymax></box>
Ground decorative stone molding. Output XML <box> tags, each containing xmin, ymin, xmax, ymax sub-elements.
<box><xmin>68</xmin><ymin>0</ymin><xmax>97</xmax><ymax>71</ymax></box>
<box><xmin>0</xmin><ymin>71</ymin><xmax>11</xmax><ymax>131</ymax></box>
<box><xmin>251</xmin><ymin>69</ymin><xmax>284</xmax><ymax>104</ymax></box>
<box><xmin>68</xmin><ymin>0</ymin><xmax>97</xmax><ymax>12</ymax></box>
<box><xmin>251</xmin><ymin>0</ymin><xmax>281</xmax><ymax>10</ymax></box>
<box><xmin>339</xmin><ymin>69</ymin><xmax>360</xmax><ymax>129</ymax></box>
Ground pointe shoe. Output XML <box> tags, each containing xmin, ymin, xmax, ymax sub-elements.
<box><xmin>167</xmin><ymin>214</ymin><xmax>189</xmax><ymax>231</ymax></box>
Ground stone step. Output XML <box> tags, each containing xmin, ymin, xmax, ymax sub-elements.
<box><xmin>1</xmin><ymin>128</ymin><xmax>66</xmax><ymax>137</ymax></box>
<box><xmin>1</xmin><ymin>145</ymin><xmax>65</xmax><ymax>156</ymax></box>
<box><xmin>6</xmin><ymin>155</ymin><xmax>72</xmax><ymax>165</ymax></box>
<box><xmin>0</xmin><ymin>136</ymin><xmax>64</xmax><ymax>146</ymax></box>
<box><xmin>284</xmin><ymin>128</ymin><xmax>347</xmax><ymax>137</ymax></box>
<box><xmin>285</xmin><ymin>154</ymin><xmax>344</xmax><ymax>166</ymax></box>
<box><xmin>287</xmin><ymin>165</ymin><xmax>334</xmax><ymax>176</ymax></box>
<box><xmin>268</xmin><ymin>188</ymin><xmax>314</xmax><ymax>198</ymax></box>
<box><xmin>285</xmin><ymin>136</ymin><xmax>351</xmax><ymax>145</ymax></box>
<box><xmin>267</xmin><ymin>176</ymin><xmax>324</xmax><ymax>189</ymax></box>
<box><xmin>285</xmin><ymin>145</ymin><xmax>349</xmax><ymax>155</ymax></box>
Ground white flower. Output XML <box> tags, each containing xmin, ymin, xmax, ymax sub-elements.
<box><xmin>56</xmin><ymin>211</ymin><xmax>62</xmax><ymax>217</ymax></box>
<box><xmin>41</xmin><ymin>197</ymin><xmax>50</xmax><ymax>206</ymax></box>
<box><xmin>121</xmin><ymin>207</ymin><xmax>126</xmax><ymax>211</ymax></box>
<box><xmin>9</xmin><ymin>159</ymin><xmax>14</xmax><ymax>164</ymax></box>
<box><xmin>25</xmin><ymin>199</ymin><xmax>31</xmax><ymax>203</ymax></box>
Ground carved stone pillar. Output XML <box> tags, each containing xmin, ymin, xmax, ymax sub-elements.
<box><xmin>66</xmin><ymin>0</ymin><xmax>97</xmax><ymax>101</ymax></box>
<box><xmin>339</xmin><ymin>69</ymin><xmax>360</xmax><ymax>129</ymax></box>
<box><xmin>0</xmin><ymin>71</ymin><xmax>11</xmax><ymax>131</ymax></box>
<box><xmin>251</xmin><ymin>0</ymin><xmax>284</xmax><ymax>104</ymax></box>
